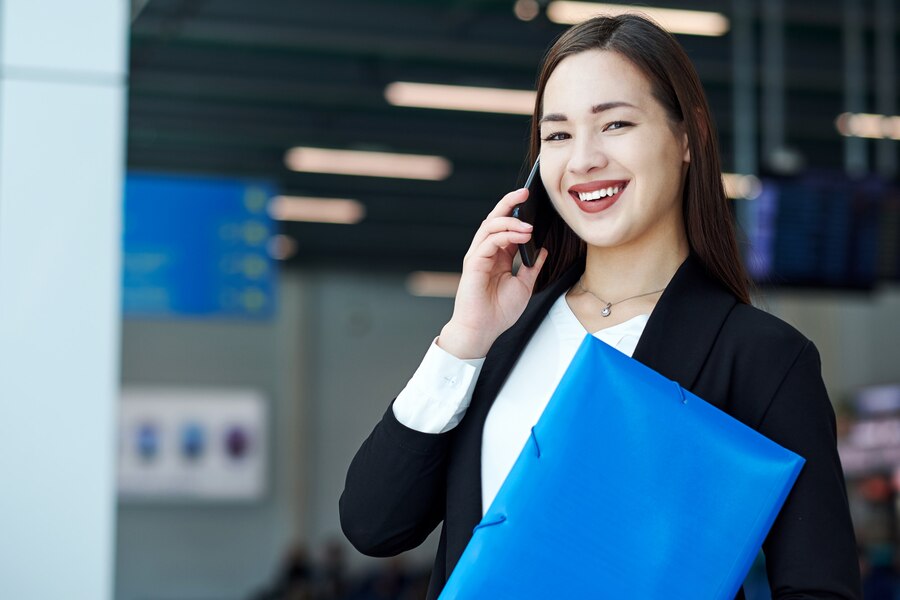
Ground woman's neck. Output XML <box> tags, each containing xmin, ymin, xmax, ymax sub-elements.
<box><xmin>580</xmin><ymin>235</ymin><xmax>689</xmax><ymax>303</ymax></box>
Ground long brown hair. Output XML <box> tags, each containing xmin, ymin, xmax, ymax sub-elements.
<box><xmin>530</xmin><ymin>13</ymin><xmax>750</xmax><ymax>304</ymax></box>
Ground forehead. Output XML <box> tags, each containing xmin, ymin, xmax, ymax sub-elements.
<box><xmin>541</xmin><ymin>49</ymin><xmax>655</xmax><ymax>116</ymax></box>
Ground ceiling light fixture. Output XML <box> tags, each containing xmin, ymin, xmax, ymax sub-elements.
<box><xmin>268</xmin><ymin>195</ymin><xmax>366</xmax><ymax>224</ymax></box>
<box><xmin>385</xmin><ymin>82</ymin><xmax>536</xmax><ymax>115</ymax></box>
<box><xmin>514</xmin><ymin>0</ymin><xmax>541</xmax><ymax>22</ymax></box>
<box><xmin>546</xmin><ymin>2</ymin><xmax>730</xmax><ymax>36</ymax></box>
<box><xmin>835</xmin><ymin>112</ymin><xmax>900</xmax><ymax>140</ymax></box>
<box><xmin>722</xmin><ymin>173</ymin><xmax>762</xmax><ymax>200</ymax></box>
<box><xmin>285</xmin><ymin>147</ymin><xmax>452</xmax><ymax>181</ymax></box>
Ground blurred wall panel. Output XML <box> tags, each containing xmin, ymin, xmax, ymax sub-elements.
<box><xmin>0</xmin><ymin>1</ymin><xmax>128</xmax><ymax>599</ymax></box>
<box><xmin>304</xmin><ymin>270</ymin><xmax>455</xmax><ymax>569</ymax></box>
<box><xmin>116</xmin><ymin>275</ymin><xmax>308</xmax><ymax>600</ymax></box>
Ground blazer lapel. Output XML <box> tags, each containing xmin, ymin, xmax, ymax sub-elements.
<box><xmin>631</xmin><ymin>254</ymin><xmax>738</xmax><ymax>392</ymax></box>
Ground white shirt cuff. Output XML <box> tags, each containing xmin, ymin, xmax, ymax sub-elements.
<box><xmin>392</xmin><ymin>338</ymin><xmax>486</xmax><ymax>434</ymax></box>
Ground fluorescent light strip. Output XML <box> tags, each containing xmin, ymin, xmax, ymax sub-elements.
<box><xmin>835</xmin><ymin>112</ymin><xmax>900</xmax><ymax>140</ymax></box>
<box><xmin>722</xmin><ymin>173</ymin><xmax>762</xmax><ymax>200</ymax></box>
<box><xmin>546</xmin><ymin>2</ymin><xmax>730</xmax><ymax>36</ymax></box>
<box><xmin>268</xmin><ymin>195</ymin><xmax>365</xmax><ymax>224</ymax></box>
<box><xmin>385</xmin><ymin>82</ymin><xmax>536</xmax><ymax>115</ymax></box>
<box><xmin>406</xmin><ymin>271</ymin><xmax>462</xmax><ymax>298</ymax></box>
<box><xmin>285</xmin><ymin>147</ymin><xmax>452</xmax><ymax>181</ymax></box>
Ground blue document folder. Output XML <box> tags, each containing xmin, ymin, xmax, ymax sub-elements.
<box><xmin>440</xmin><ymin>334</ymin><xmax>805</xmax><ymax>599</ymax></box>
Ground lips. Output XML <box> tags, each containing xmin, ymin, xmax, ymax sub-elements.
<box><xmin>568</xmin><ymin>179</ymin><xmax>629</xmax><ymax>214</ymax></box>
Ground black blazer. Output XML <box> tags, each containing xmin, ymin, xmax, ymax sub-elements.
<box><xmin>340</xmin><ymin>255</ymin><xmax>861</xmax><ymax>599</ymax></box>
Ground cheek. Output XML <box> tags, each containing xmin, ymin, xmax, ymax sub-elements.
<box><xmin>538</xmin><ymin>156</ymin><xmax>566</xmax><ymax>194</ymax></box>
<box><xmin>626</xmin><ymin>139</ymin><xmax>682</xmax><ymax>187</ymax></box>
<box><xmin>644</xmin><ymin>129</ymin><xmax>687</xmax><ymax>168</ymax></box>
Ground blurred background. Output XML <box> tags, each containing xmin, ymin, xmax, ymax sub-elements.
<box><xmin>0</xmin><ymin>0</ymin><xmax>898</xmax><ymax>598</ymax></box>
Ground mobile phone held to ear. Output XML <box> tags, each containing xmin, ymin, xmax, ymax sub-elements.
<box><xmin>512</xmin><ymin>157</ymin><xmax>550</xmax><ymax>268</ymax></box>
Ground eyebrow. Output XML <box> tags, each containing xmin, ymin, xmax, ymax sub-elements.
<box><xmin>539</xmin><ymin>101</ymin><xmax>638</xmax><ymax>124</ymax></box>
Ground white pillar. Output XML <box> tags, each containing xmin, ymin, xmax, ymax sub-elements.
<box><xmin>0</xmin><ymin>2</ymin><xmax>128</xmax><ymax>599</ymax></box>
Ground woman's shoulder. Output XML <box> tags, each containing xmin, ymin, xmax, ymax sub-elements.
<box><xmin>727</xmin><ymin>301</ymin><xmax>809</xmax><ymax>344</ymax></box>
<box><xmin>719</xmin><ymin>301</ymin><xmax>817</xmax><ymax>372</ymax></box>
<box><xmin>712</xmin><ymin>302</ymin><xmax>827</xmax><ymax>427</ymax></box>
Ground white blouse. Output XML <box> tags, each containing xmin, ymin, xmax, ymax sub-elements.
<box><xmin>392</xmin><ymin>294</ymin><xmax>649</xmax><ymax>514</ymax></box>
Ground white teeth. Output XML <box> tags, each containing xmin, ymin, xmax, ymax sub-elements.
<box><xmin>577</xmin><ymin>186</ymin><xmax>622</xmax><ymax>202</ymax></box>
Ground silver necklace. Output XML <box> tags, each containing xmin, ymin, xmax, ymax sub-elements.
<box><xmin>577</xmin><ymin>279</ymin><xmax>665</xmax><ymax>318</ymax></box>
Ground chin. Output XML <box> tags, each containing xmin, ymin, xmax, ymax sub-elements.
<box><xmin>567</xmin><ymin>224</ymin><xmax>630</xmax><ymax>249</ymax></box>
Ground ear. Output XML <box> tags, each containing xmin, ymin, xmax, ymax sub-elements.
<box><xmin>681</xmin><ymin>130</ymin><xmax>690</xmax><ymax>164</ymax></box>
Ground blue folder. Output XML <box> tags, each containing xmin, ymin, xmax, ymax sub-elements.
<box><xmin>439</xmin><ymin>334</ymin><xmax>805</xmax><ymax>599</ymax></box>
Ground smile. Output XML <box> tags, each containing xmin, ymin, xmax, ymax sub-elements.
<box><xmin>577</xmin><ymin>186</ymin><xmax>622</xmax><ymax>201</ymax></box>
<box><xmin>568</xmin><ymin>180</ymin><xmax>629</xmax><ymax>214</ymax></box>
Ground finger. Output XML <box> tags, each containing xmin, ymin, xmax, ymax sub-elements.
<box><xmin>468</xmin><ymin>216</ymin><xmax>534</xmax><ymax>252</ymax></box>
<box><xmin>467</xmin><ymin>189</ymin><xmax>530</xmax><ymax>254</ymax></box>
<box><xmin>485</xmin><ymin>216</ymin><xmax>534</xmax><ymax>233</ymax></box>
<box><xmin>469</xmin><ymin>230</ymin><xmax>532</xmax><ymax>263</ymax></box>
<box><xmin>515</xmin><ymin>247</ymin><xmax>549</xmax><ymax>291</ymax></box>
<box><xmin>485</xmin><ymin>188</ymin><xmax>529</xmax><ymax>222</ymax></box>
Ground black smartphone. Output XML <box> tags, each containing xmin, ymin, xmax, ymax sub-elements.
<box><xmin>512</xmin><ymin>156</ymin><xmax>550</xmax><ymax>268</ymax></box>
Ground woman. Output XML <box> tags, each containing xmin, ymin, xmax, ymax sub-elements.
<box><xmin>340</xmin><ymin>14</ymin><xmax>861</xmax><ymax>599</ymax></box>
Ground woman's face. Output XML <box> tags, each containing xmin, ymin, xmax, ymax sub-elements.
<box><xmin>539</xmin><ymin>49</ymin><xmax>690</xmax><ymax>251</ymax></box>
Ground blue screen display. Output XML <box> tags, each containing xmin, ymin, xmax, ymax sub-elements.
<box><xmin>123</xmin><ymin>172</ymin><xmax>277</xmax><ymax>318</ymax></box>
<box><xmin>740</xmin><ymin>172</ymin><xmax>885</xmax><ymax>289</ymax></box>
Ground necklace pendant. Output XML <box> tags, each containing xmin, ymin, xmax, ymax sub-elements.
<box><xmin>601</xmin><ymin>303</ymin><xmax>612</xmax><ymax>317</ymax></box>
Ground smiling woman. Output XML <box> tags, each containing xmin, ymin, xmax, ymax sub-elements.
<box><xmin>539</xmin><ymin>50</ymin><xmax>690</xmax><ymax>277</ymax></box>
<box><xmin>528</xmin><ymin>16</ymin><xmax>747</xmax><ymax>310</ymax></box>
<box><xmin>340</xmin><ymin>13</ymin><xmax>861</xmax><ymax>600</ymax></box>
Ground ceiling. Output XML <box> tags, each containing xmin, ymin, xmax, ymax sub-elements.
<box><xmin>127</xmin><ymin>0</ymin><xmax>889</xmax><ymax>273</ymax></box>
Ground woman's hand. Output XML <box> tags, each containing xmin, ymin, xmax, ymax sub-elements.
<box><xmin>437</xmin><ymin>188</ymin><xmax>549</xmax><ymax>359</ymax></box>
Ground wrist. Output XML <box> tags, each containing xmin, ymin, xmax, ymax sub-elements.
<box><xmin>437</xmin><ymin>321</ymin><xmax>493</xmax><ymax>360</ymax></box>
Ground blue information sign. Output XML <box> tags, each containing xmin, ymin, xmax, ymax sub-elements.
<box><xmin>123</xmin><ymin>172</ymin><xmax>277</xmax><ymax>318</ymax></box>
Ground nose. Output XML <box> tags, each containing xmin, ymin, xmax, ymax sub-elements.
<box><xmin>567</xmin><ymin>135</ymin><xmax>608</xmax><ymax>175</ymax></box>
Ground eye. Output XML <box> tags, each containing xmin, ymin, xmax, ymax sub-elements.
<box><xmin>604</xmin><ymin>121</ymin><xmax>633</xmax><ymax>132</ymax></box>
<box><xmin>541</xmin><ymin>131</ymin><xmax>570</xmax><ymax>142</ymax></box>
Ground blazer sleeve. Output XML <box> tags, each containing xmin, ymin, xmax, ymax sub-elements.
<box><xmin>757</xmin><ymin>340</ymin><xmax>862</xmax><ymax>599</ymax></box>
<box><xmin>339</xmin><ymin>401</ymin><xmax>451</xmax><ymax>557</ymax></box>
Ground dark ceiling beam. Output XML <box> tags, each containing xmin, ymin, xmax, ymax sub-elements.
<box><xmin>131</xmin><ymin>17</ymin><xmax>552</xmax><ymax>68</ymax></box>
